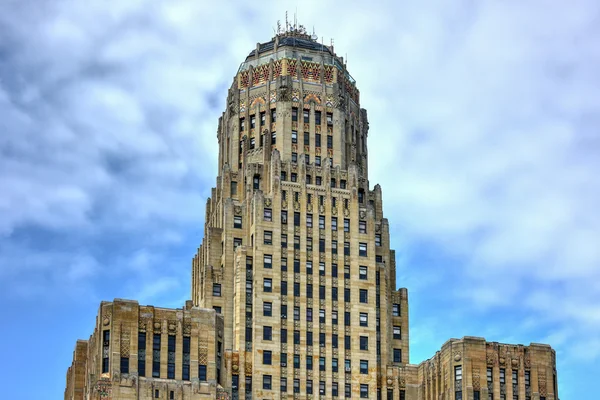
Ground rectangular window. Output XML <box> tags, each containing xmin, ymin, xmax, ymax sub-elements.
<box><xmin>198</xmin><ymin>364</ymin><xmax>207</xmax><ymax>381</ymax></box>
<box><xmin>307</xmin><ymin>213</ymin><xmax>313</xmax><ymax>228</ymax></box>
<box><xmin>344</xmin><ymin>265</ymin><xmax>350</xmax><ymax>279</ymax></box>
<box><xmin>500</xmin><ymin>368</ymin><xmax>506</xmax><ymax>384</ymax></box>
<box><xmin>359</xmin><ymin>312</ymin><xmax>368</xmax><ymax>326</ymax></box>
<box><xmin>345</xmin><ymin>288</ymin><xmax>351</xmax><ymax>302</ymax></box>
<box><xmin>281</xmin><ymin>234</ymin><xmax>287</xmax><ymax>248</ymax></box>
<box><xmin>303</xmin><ymin>131</ymin><xmax>309</xmax><ymax>146</ymax></box>
<box><xmin>359</xmin><ymin>220</ymin><xmax>367</xmax><ymax>233</ymax></box>
<box><xmin>264</xmin><ymin>230</ymin><xmax>272</xmax><ymax>245</ymax></box>
<box><xmin>263</xmin><ymin>350</ymin><xmax>272</xmax><ymax>365</ymax></box>
<box><xmin>320</xmin><ymin>332</ymin><xmax>326</xmax><ymax>347</ymax></box>
<box><xmin>294</xmin><ymin>282</ymin><xmax>300</xmax><ymax>297</ymax></box>
<box><xmin>291</xmin><ymin>172</ymin><xmax>297</xmax><ymax>181</ymax></box>
<box><xmin>152</xmin><ymin>334</ymin><xmax>160</xmax><ymax>377</ymax></box>
<box><xmin>294</xmin><ymin>354</ymin><xmax>300</xmax><ymax>369</ymax></box>
<box><xmin>263</xmin><ymin>277</ymin><xmax>273</xmax><ymax>292</ymax></box>
<box><xmin>292</xmin><ymin>152</ymin><xmax>297</xmax><ymax>163</ymax></box>
<box><xmin>315</xmin><ymin>111</ymin><xmax>322</xmax><ymax>125</ymax></box>
<box><xmin>332</xmin><ymin>310</ymin><xmax>338</xmax><ymax>325</ymax></box>
<box><xmin>167</xmin><ymin>335</ymin><xmax>175</xmax><ymax>379</ymax></box>
<box><xmin>319</xmin><ymin>309</ymin><xmax>326</xmax><ymax>323</ymax></box>
<box><xmin>319</xmin><ymin>239</ymin><xmax>325</xmax><ymax>253</ymax></box>
<box><xmin>292</xmin><ymin>107</ymin><xmax>298</xmax><ymax>122</ymax></box>
<box><xmin>307</xmin><ymin>283</ymin><xmax>313</xmax><ymax>298</ymax></box>
<box><xmin>291</xmin><ymin>130</ymin><xmax>298</xmax><ymax>144</ymax></box>
<box><xmin>360</xmin><ymin>384</ymin><xmax>369</xmax><ymax>398</ymax></box>
<box><xmin>303</xmin><ymin>110</ymin><xmax>309</xmax><ymax>123</ymax></box>
<box><xmin>359</xmin><ymin>265</ymin><xmax>367</xmax><ymax>280</ymax></box>
<box><xmin>264</xmin><ymin>208</ymin><xmax>272</xmax><ymax>221</ymax></box>
<box><xmin>307</xmin><ymin>356</ymin><xmax>313</xmax><ymax>370</ymax></box>
<box><xmin>360</xmin><ymin>359</ymin><xmax>368</xmax><ymax>374</ymax></box>
<box><xmin>281</xmin><ymin>209</ymin><xmax>288</xmax><ymax>224</ymax></box>
<box><xmin>294</xmin><ymin>306</ymin><xmax>300</xmax><ymax>321</ymax></box>
<box><xmin>271</xmin><ymin>131</ymin><xmax>277</xmax><ymax>145</ymax></box>
<box><xmin>263</xmin><ymin>302</ymin><xmax>272</xmax><ymax>317</ymax></box>
<box><xmin>120</xmin><ymin>356</ymin><xmax>129</xmax><ymax>374</ymax></box>
<box><xmin>281</xmin><ymin>377</ymin><xmax>287</xmax><ymax>392</ymax></box>
<box><xmin>305</xmin><ymin>154</ymin><xmax>310</xmax><ymax>164</ymax></box>
<box><xmin>340</xmin><ymin>179</ymin><xmax>346</xmax><ymax>189</ymax></box>
<box><xmin>393</xmin><ymin>326</ymin><xmax>401</xmax><ymax>340</ymax></box>
<box><xmin>271</xmin><ymin>108</ymin><xmax>276</xmax><ymax>122</ymax></box>
<box><xmin>307</xmin><ymin>331</ymin><xmax>313</xmax><ymax>346</ymax></box>
<box><xmin>263</xmin><ymin>374</ymin><xmax>272</xmax><ymax>390</ymax></box>
<box><xmin>230</xmin><ymin>181</ymin><xmax>237</xmax><ymax>195</ymax></box>
<box><xmin>281</xmin><ymin>329</ymin><xmax>287</xmax><ymax>343</ymax></box>
<box><xmin>233</xmin><ymin>216</ymin><xmax>242</xmax><ymax>229</ymax></box>
<box><xmin>319</xmin><ymin>215</ymin><xmax>325</xmax><ymax>229</ymax></box>
<box><xmin>474</xmin><ymin>391</ymin><xmax>481</xmax><ymax>400</ymax></box>
<box><xmin>315</xmin><ymin>156</ymin><xmax>321</xmax><ymax>166</ymax></box>
<box><xmin>392</xmin><ymin>303</ymin><xmax>400</xmax><ymax>316</ymax></box>
<box><xmin>250</xmin><ymin>114</ymin><xmax>256</xmax><ymax>129</ymax></box>
<box><xmin>138</xmin><ymin>332</ymin><xmax>146</xmax><ymax>377</ymax></box>
<box><xmin>294</xmin><ymin>212</ymin><xmax>300</xmax><ymax>226</ymax></box>
<box><xmin>294</xmin><ymin>378</ymin><xmax>300</xmax><ymax>393</ymax></box>
<box><xmin>345</xmin><ymin>383</ymin><xmax>352</xmax><ymax>398</ymax></box>
<box><xmin>182</xmin><ymin>336</ymin><xmax>190</xmax><ymax>380</ymax></box>
<box><xmin>344</xmin><ymin>241</ymin><xmax>350</xmax><ymax>255</ymax></box>
<box><xmin>359</xmin><ymin>289</ymin><xmax>368</xmax><ymax>303</ymax></box>
<box><xmin>344</xmin><ymin>218</ymin><xmax>350</xmax><ymax>232</ymax></box>
<box><xmin>394</xmin><ymin>348</ymin><xmax>402</xmax><ymax>363</ymax></box>
<box><xmin>319</xmin><ymin>357</ymin><xmax>326</xmax><ymax>371</ymax></box>
<box><xmin>512</xmin><ymin>369</ymin><xmax>518</xmax><ymax>385</ymax></box>
<box><xmin>332</xmin><ymin>333</ymin><xmax>338</xmax><ymax>347</ymax></box>
<box><xmin>375</xmin><ymin>234</ymin><xmax>381</xmax><ymax>246</ymax></box>
<box><xmin>359</xmin><ymin>242</ymin><xmax>367</xmax><ymax>256</ymax></box>
<box><xmin>239</xmin><ymin>117</ymin><xmax>245</xmax><ymax>131</ymax></box>
<box><xmin>525</xmin><ymin>370</ymin><xmax>530</xmax><ymax>387</ymax></box>
<box><xmin>263</xmin><ymin>326</ymin><xmax>272</xmax><ymax>341</ymax></box>
<box><xmin>333</xmin><ymin>382</ymin><xmax>339</xmax><ymax>397</ymax></box>
<box><xmin>319</xmin><ymin>285</ymin><xmax>326</xmax><ymax>300</ymax></box>
<box><xmin>294</xmin><ymin>235</ymin><xmax>300</xmax><ymax>250</ymax></box>
<box><xmin>307</xmin><ymin>307</ymin><xmax>313</xmax><ymax>322</ymax></box>
<box><xmin>307</xmin><ymin>379</ymin><xmax>313</xmax><ymax>394</ymax></box>
<box><xmin>316</xmin><ymin>133</ymin><xmax>321</xmax><ymax>147</ymax></box>
<box><xmin>332</xmin><ymin>240</ymin><xmax>338</xmax><ymax>254</ymax></box>
<box><xmin>360</xmin><ymin>336</ymin><xmax>368</xmax><ymax>350</ymax></box>
<box><xmin>281</xmin><ymin>304</ymin><xmax>287</xmax><ymax>319</ymax></box>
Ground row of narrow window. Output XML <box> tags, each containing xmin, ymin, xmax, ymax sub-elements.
<box><xmin>249</xmin><ymin>377</ymin><xmax>402</xmax><ymax>398</ymax></box>
<box><xmin>240</xmin><ymin>110</ymin><xmax>333</xmax><ymax>131</ymax></box>
<box><xmin>455</xmin><ymin>366</ymin><xmax>535</xmax><ymax>400</ymax></box>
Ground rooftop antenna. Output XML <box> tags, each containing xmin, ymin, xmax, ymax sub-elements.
<box><xmin>277</xmin><ymin>20</ymin><xmax>281</xmax><ymax>34</ymax></box>
<box><xmin>285</xmin><ymin>11</ymin><xmax>289</xmax><ymax>31</ymax></box>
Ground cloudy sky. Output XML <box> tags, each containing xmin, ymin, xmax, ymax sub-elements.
<box><xmin>1</xmin><ymin>0</ymin><xmax>598</xmax><ymax>398</ymax></box>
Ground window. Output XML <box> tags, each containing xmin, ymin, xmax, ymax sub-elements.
<box><xmin>264</xmin><ymin>208</ymin><xmax>272</xmax><ymax>221</ymax></box>
<box><xmin>281</xmin><ymin>234</ymin><xmax>287</xmax><ymax>248</ymax></box>
<box><xmin>320</xmin><ymin>332</ymin><xmax>326</xmax><ymax>347</ymax></box>
<box><xmin>375</xmin><ymin>234</ymin><xmax>382</xmax><ymax>246</ymax></box>
<box><xmin>294</xmin><ymin>282</ymin><xmax>300</xmax><ymax>297</ymax></box>
<box><xmin>138</xmin><ymin>332</ymin><xmax>146</xmax><ymax>377</ymax></box>
<box><xmin>345</xmin><ymin>335</ymin><xmax>351</xmax><ymax>349</ymax></box>
<box><xmin>213</xmin><ymin>306</ymin><xmax>221</xmax><ymax>314</ymax></box>
<box><xmin>359</xmin><ymin>266</ymin><xmax>367</xmax><ymax>280</ymax></box>
<box><xmin>281</xmin><ymin>257</ymin><xmax>287</xmax><ymax>271</ymax></box>
<box><xmin>332</xmin><ymin>286</ymin><xmax>338</xmax><ymax>301</ymax></box>
<box><xmin>281</xmin><ymin>329</ymin><xmax>287</xmax><ymax>343</ymax></box>
<box><xmin>253</xmin><ymin>174</ymin><xmax>260</xmax><ymax>188</ymax></box>
<box><xmin>332</xmin><ymin>240</ymin><xmax>338</xmax><ymax>254</ymax></box>
<box><xmin>120</xmin><ymin>356</ymin><xmax>129</xmax><ymax>374</ymax></box>
<box><xmin>294</xmin><ymin>235</ymin><xmax>300</xmax><ymax>250</ymax></box>
<box><xmin>344</xmin><ymin>242</ymin><xmax>350</xmax><ymax>255</ymax></box>
<box><xmin>344</xmin><ymin>265</ymin><xmax>350</xmax><ymax>279</ymax></box>
<box><xmin>293</xmin><ymin>354</ymin><xmax>300</xmax><ymax>369</ymax></box>
<box><xmin>316</xmin><ymin>176</ymin><xmax>322</xmax><ymax>185</ymax></box>
<box><xmin>198</xmin><ymin>364</ymin><xmax>207</xmax><ymax>381</ymax></box>
<box><xmin>281</xmin><ymin>304</ymin><xmax>287</xmax><ymax>318</ymax></box>
<box><xmin>360</xmin><ymin>336</ymin><xmax>368</xmax><ymax>350</ymax></box>
<box><xmin>319</xmin><ymin>215</ymin><xmax>325</xmax><ymax>229</ymax></box>
<box><xmin>281</xmin><ymin>210</ymin><xmax>287</xmax><ymax>224</ymax></box>
<box><xmin>455</xmin><ymin>366</ymin><xmax>463</xmax><ymax>400</ymax></box>
<box><xmin>294</xmin><ymin>306</ymin><xmax>300</xmax><ymax>321</ymax></box>
<box><xmin>332</xmin><ymin>333</ymin><xmax>338</xmax><ymax>347</ymax></box>
<box><xmin>250</xmin><ymin>114</ymin><xmax>256</xmax><ymax>129</ymax></box>
<box><xmin>315</xmin><ymin>156</ymin><xmax>321</xmax><ymax>166</ymax></box>
<box><xmin>359</xmin><ymin>289</ymin><xmax>368</xmax><ymax>303</ymax></box>
<box><xmin>230</xmin><ymin>181</ymin><xmax>237</xmax><ymax>195</ymax></box>
<box><xmin>360</xmin><ymin>312</ymin><xmax>368</xmax><ymax>326</ymax></box>
<box><xmin>263</xmin><ymin>374</ymin><xmax>272</xmax><ymax>390</ymax></box>
<box><xmin>319</xmin><ymin>239</ymin><xmax>325</xmax><ymax>253</ymax></box>
<box><xmin>291</xmin><ymin>172</ymin><xmax>297</xmax><ymax>181</ymax></box>
<box><xmin>292</xmin><ymin>152</ymin><xmax>297</xmax><ymax>163</ymax></box>
<box><xmin>344</xmin><ymin>218</ymin><xmax>350</xmax><ymax>232</ymax></box>
<box><xmin>294</xmin><ymin>378</ymin><xmax>300</xmax><ymax>393</ymax></box>
<box><xmin>290</xmin><ymin>130</ymin><xmax>298</xmax><ymax>144</ymax></box>
<box><xmin>233</xmin><ymin>237</ymin><xmax>242</xmax><ymax>249</ymax></box>
<box><xmin>233</xmin><ymin>216</ymin><xmax>242</xmax><ymax>229</ymax></box>
<box><xmin>263</xmin><ymin>302</ymin><xmax>272</xmax><ymax>317</ymax></box>
<box><xmin>360</xmin><ymin>384</ymin><xmax>369</xmax><ymax>398</ymax></box>
<box><xmin>512</xmin><ymin>369</ymin><xmax>518</xmax><ymax>385</ymax></box>
<box><xmin>316</xmin><ymin>133</ymin><xmax>322</xmax><ymax>147</ymax></box>
<box><xmin>307</xmin><ymin>379</ymin><xmax>313</xmax><ymax>394</ymax></box>
<box><xmin>303</xmin><ymin>109</ymin><xmax>309</xmax><ymax>123</ymax></box>
<box><xmin>315</xmin><ymin>111</ymin><xmax>322</xmax><ymax>125</ymax></box>
<box><xmin>263</xmin><ymin>350</ymin><xmax>272</xmax><ymax>365</ymax></box>
<box><xmin>307</xmin><ymin>213</ymin><xmax>313</xmax><ymax>228</ymax></box>
<box><xmin>306</xmin><ymin>175</ymin><xmax>312</xmax><ymax>184</ymax></box>
<box><xmin>319</xmin><ymin>357</ymin><xmax>326</xmax><ymax>371</ymax></box>
<box><xmin>263</xmin><ymin>326</ymin><xmax>272</xmax><ymax>340</ymax></box>
<box><xmin>213</xmin><ymin>283</ymin><xmax>221</xmax><ymax>296</ymax></box>
<box><xmin>292</xmin><ymin>107</ymin><xmax>298</xmax><ymax>121</ymax></box>
<box><xmin>281</xmin><ymin>377</ymin><xmax>287</xmax><ymax>392</ymax></box>
<box><xmin>332</xmin><ymin>264</ymin><xmax>338</xmax><ymax>277</ymax></box>
<box><xmin>392</xmin><ymin>303</ymin><xmax>400</xmax><ymax>316</ymax></box>
<box><xmin>264</xmin><ymin>231</ymin><xmax>272</xmax><ymax>245</ymax></box>
<box><xmin>345</xmin><ymin>288</ymin><xmax>351</xmax><ymax>302</ymax></box>
<box><xmin>359</xmin><ymin>220</ymin><xmax>367</xmax><ymax>233</ymax></box>
<box><xmin>500</xmin><ymin>368</ymin><xmax>506</xmax><ymax>384</ymax></box>
<box><xmin>333</xmin><ymin>382</ymin><xmax>339</xmax><ymax>397</ymax></box>
<box><xmin>332</xmin><ymin>310</ymin><xmax>338</xmax><ymax>325</ymax></box>
<box><xmin>358</xmin><ymin>189</ymin><xmax>364</xmax><ymax>203</ymax></box>
<box><xmin>271</xmin><ymin>108</ymin><xmax>276</xmax><ymax>122</ymax></box>
<box><xmin>360</xmin><ymin>360</ymin><xmax>368</xmax><ymax>374</ymax></box>
<box><xmin>306</xmin><ymin>261</ymin><xmax>313</xmax><ymax>275</ymax></box>
<box><xmin>474</xmin><ymin>391</ymin><xmax>481</xmax><ymax>400</ymax></box>
<box><xmin>345</xmin><ymin>383</ymin><xmax>352</xmax><ymax>398</ymax></box>
<box><xmin>294</xmin><ymin>212</ymin><xmax>300</xmax><ymax>226</ymax></box>
<box><xmin>307</xmin><ymin>356</ymin><xmax>313</xmax><ymax>370</ymax></box>
<box><xmin>394</xmin><ymin>348</ymin><xmax>402</xmax><ymax>363</ymax></box>
<box><xmin>306</xmin><ymin>307</ymin><xmax>313</xmax><ymax>322</ymax></box>
<box><xmin>345</xmin><ymin>311</ymin><xmax>351</xmax><ymax>326</ymax></box>
<box><xmin>340</xmin><ymin>179</ymin><xmax>346</xmax><ymax>189</ymax></box>
<box><xmin>305</xmin><ymin>154</ymin><xmax>310</xmax><ymax>164</ymax></box>
<box><xmin>239</xmin><ymin>117</ymin><xmax>245</xmax><ymax>131</ymax></box>
<box><xmin>331</xmin><ymin>178</ymin><xmax>336</xmax><ymax>188</ymax></box>
<box><xmin>320</xmin><ymin>380</ymin><xmax>326</xmax><ymax>395</ymax></box>
<box><xmin>307</xmin><ymin>283</ymin><xmax>313</xmax><ymax>298</ymax></box>
<box><xmin>320</xmin><ymin>309</ymin><xmax>326</xmax><ymax>323</ymax></box>
<box><xmin>271</xmin><ymin>131</ymin><xmax>276</xmax><ymax>145</ymax></box>
<box><xmin>525</xmin><ymin>370</ymin><xmax>530</xmax><ymax>387</ymax></box>
<box><xmin>359</xmin><ymin>242</ymin><xmax>367</xmax><ymax>256</ymax></box>
<box><xmin>307</xmin><ymin>331</ymin><xmax>313</xmax><ymax>346</ymax></box>
<box><xmin>393</xmin><ymin>326</ymin><xmax>401</xmax><ymax>340</ymax></box>
<box><xmin>263</xmin><ymin>278</ymin><xmax>272</xmax><ymax>292</ymax></box>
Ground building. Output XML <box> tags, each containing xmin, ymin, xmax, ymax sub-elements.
<box><xmin>65</xmin><ymin>26</ymin><xmax>559</xmax><ymax>400</ymax></box>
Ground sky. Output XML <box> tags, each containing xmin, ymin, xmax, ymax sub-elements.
<box><xmin>0</xmin><ymin>0</ymin><xmax>598</xmax><ymax>398</ymax></box>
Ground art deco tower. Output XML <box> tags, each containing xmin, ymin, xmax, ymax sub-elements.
<box><xmin>65</xmin><ymin>26</ymin><xmax>559</xmax><ymax>400</ymax></box>
<box><xmin>191</xmin><ymin>27</ymin><xmax>409</xmax><ymax>398</ymax></box>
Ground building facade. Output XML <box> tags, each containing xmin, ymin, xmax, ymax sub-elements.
<box><xmin>65</xmin><ymin>27</ymin><xmax>558</xmax><ymax>400</ymax></box>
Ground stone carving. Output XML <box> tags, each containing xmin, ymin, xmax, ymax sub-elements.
<box><xmin>234</xmin><ymin>206</ymin><xmax>242</xmax><ymax>216</ymax></box>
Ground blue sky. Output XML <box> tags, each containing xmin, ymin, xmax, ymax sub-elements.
<box><xmin>0</xmin><ymin>0</ymin><xmax>598</xmax><ymax>398</ymax></box>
